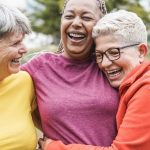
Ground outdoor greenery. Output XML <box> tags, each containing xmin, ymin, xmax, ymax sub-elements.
<box><xmin>22</xmin><ymin>0</ymin><xmax>150</xmax><ymax>63</ymax></box>
<box><xmin>27</xmin><ymin>0</ymin><xmax>150</xmax><ymax>44</ymax></box>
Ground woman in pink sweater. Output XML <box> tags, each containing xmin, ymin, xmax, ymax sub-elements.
<box><xmin>22</xmin><ymin>0</ymin><xmax>119</xmax><ymax>149</ymax></box>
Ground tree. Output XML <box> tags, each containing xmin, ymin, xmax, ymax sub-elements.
<box><xmin>27</xmin><ymin>0</ymin><xmax>62</xmax><ymax>44</ymax></box>
<box><xmin>27</xmin><ymin>0</ymin><xmax>150</xmax><ymax>44</ymax></box>
<box><xmin>105</xmin><ymin>0</ymin><xmax>150</xmax><ymax>28</ymax></box>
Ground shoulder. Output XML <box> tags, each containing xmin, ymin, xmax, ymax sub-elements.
<box><xmin>11</xmin><ymin>71</ymin><xmax>33</xmax><ymax>83</ymax></box>
<box><xmin>28</xmin><ymin>51</ymin><xmax>54</xmax><ymax>62</ymax></box>
<box><xmin>18</xmin><ymin>71</ymin><xmax>32</xmax><ymax>79</ymax></box>
<box><xmin>133</xmin><ymin>62</ymin><xmax>150</xmax><ymax>86</ymax></box>
<box><xmin>0</xmin><ymin>72</ymin><xmax>34</xmax><ymax>90</ymax></box>
<box><xmin>21</xmin><ymin>52</ymin><xmax>60</xmax><ymax>74</ymax></box>
<box><xmin>120</xmin><ymin>62</ymin><xmax>150</xmax><ymax>102</ymax></box>
<box><xmin>23</xmin><ymin>52</ymin><xmax>60</xmax><ymax>66</ymax></box>
<box><xmin>121</xmin><ymin>62</ymin><xmax>150</xmax><ymax>88</ymax></box>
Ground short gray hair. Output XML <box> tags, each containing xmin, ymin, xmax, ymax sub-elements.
<box><xmin>0</xmin><ymin>4</ymin><xmax>32</xmax><ymax>39</ymax></box>
<box><xmin>92</xmin><ymin>10</ymin><xmax>147</xmax><ymax>44</ymax></box>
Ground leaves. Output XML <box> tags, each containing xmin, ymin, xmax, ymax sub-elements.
<box><xmin>27</xmin><ymin>0</ymin><xmax>150</xmax><ymax>44</ymax></box>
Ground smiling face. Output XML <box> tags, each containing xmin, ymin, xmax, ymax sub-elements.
<box><xmin>61</xmin><ymin>0</ymin><xmax>101</xmax><ymax>60</ymax></box>
<box><xmin>0</xmin><ymin>32</ymin><xmax>27</xmax><ymax>80</ymax></box>
<box><xmin>95</xmin><ymin>35</ymin><xmax>147</xmax><ymax>88</ymax></box>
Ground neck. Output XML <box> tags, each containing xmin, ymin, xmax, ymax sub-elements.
<box><xmin>62</xmin><ymin>50</ymin><xmax>93</xmax><ymax>61</ymax></box>
<box><xmin>0</xmin><ymin>76</ymin><xmax>5</xmax><ymax>81</ymax></box>
<box><xmin>0</xmin><ymin>71</ymin><xmax>9</xmax><ymax>81</ymax></box>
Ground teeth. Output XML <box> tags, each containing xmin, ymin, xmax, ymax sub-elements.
<box><xmin>106</xmin><ymin>69</ymin><xmax>121</xmax><ymax>77</ymax></box>
<box><xmin>69</xmin><ymin>33</ymin><xmax>85</xmax><ymax>38</ymax></box>
<box><xmin>12</xmin><ymin>58</ymin><xmax>20</xmax><ymax>63</ymax></box>
<box><xmin>109</xmin><ymin>71</ymin><xmax>120</xmax><ymax>77</ymax></box>
<box><xmin>107</xmin><ymin>69</ymin><xmax>121</xmax><ymax>74</ymax></box>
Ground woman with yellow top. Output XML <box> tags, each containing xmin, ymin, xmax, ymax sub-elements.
<box><xmin>0</xmin><ymin>4</ymin><xmax>37</xmax><ymax>150</ymax></box>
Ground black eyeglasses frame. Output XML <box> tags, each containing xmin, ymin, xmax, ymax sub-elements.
<box><xmin>96</xmin><ymin>43</ymin><xmax>140</xmax><ymax>63</ymax></box>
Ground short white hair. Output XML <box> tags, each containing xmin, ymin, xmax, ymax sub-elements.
<box><xmin>0</xmin><ymin>4</ymin><xmax>31</xmax><ymax>39</ymax></box>
<box><xmin>92</xmin><ymin>10</ymin><xmax>147</xmax><ymax>44</ymax></box>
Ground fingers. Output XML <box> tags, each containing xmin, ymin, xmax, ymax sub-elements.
<box><xmin>43</xmin><ymin>136</ymin><xmax>48</xmax><ymax>140</ymax></box>
<box><xmin>38</xmin><ymin>137</ymin><xmax>53</xmax><ymax>150</ymax></box>
<box><xmin>38</xmin><ymin>138</ymin><xmax>44</xmax><ymax>149</ymax></box>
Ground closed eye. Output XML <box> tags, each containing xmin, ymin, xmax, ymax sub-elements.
<box><xmin>82</xmin><ymin>16</ymin><xmax>93</xmax><ymax>21</ymax></box>
<box><xmin>96</xmin><ymin>53</ymin><xmax>102</xmax><ymax>58</ymax></box>
<box><xmin>64</xmin><ymin>15</ymin><xmax>74</xmax><ymax>19</ymax></box>
<box><xmin>11</xmin><ymin>40</ymin><xmax>22</xmax><ymax>47</ymax></box>
<box><xmin>107</xmin><ymin>49</ymin><xmax>119</xmax><ymax>57</ymax></box>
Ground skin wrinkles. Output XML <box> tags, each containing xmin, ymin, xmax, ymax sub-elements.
<box><xmin>0</xmin><ymin>32</ymin><xmax>27</xmax><ymax>80</ymax></box>
<box><xmin>95</xmin><ymin>35</ymin><xmax>146</xmax><ymax>87</ymax></box>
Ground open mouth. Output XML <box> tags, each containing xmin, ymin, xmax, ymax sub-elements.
<box><xmin>11</xmin><ymin>58</ymin><xmax>21</xmax><ymax>64</ymax></box>
<box><xmin>106</xmin><ymin>68</ymin><xmax>122</xmax><ymax>79</ymax></box>
<box><xmin>68</xmin><ymin>32</ymin><xmax>86</xmax><ymax>41</ymax></box>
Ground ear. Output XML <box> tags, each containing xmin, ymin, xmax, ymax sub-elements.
<box><xmin>138</xmin><ymin>43</ymin><xmax>148</xmax><ymax>63</ymax></box>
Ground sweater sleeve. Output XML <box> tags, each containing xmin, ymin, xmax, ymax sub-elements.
<box><xmin>45</xmin><ymin>83</ymin><xmax>150</xmax><ymax>150</ymax></box>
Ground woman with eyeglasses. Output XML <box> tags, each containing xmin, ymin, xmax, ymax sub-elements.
<box><xmin>40</xmin><ymin>10</ymin><xmax>150</xmax><ymax>150</ymax></box>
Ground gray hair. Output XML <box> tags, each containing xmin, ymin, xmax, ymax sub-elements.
<box><xmin>0</xmin><ymin>4</ymin><xmax>32</xmax><ymax>39</ymax></box>
<box><xmin>92</xmin><ymin>10</ymin><xmax>147</xmax><ymax>44</ymax></box>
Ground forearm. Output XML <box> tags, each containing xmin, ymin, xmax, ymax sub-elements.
<box><xmin>45</xmin><ymin>141</ymin><xmax>117</xmax><ymax>150</ymax></box>
<box><xmin>44</xmin><ymin>85</ymin><xmax>150</xmax><ymax>150</ymax></box>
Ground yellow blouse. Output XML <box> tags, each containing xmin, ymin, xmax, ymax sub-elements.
<box><xmin>0</xmin><ymin>71</ymin><xmax>37</xmax><ymax>150</ymax></box>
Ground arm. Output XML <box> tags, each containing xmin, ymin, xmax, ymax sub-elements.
<box><xmin>32</xmin><ymin>106</ymin><xmax>43</xmax><ymax>130</ymax></box>
<box><xmin>43</xmin><ymin>84</ymin><xmax>150</xmax><ymax>150</ymax></box>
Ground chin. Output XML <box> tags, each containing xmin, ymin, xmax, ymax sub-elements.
<box><xmin>10</xmin><ymin>68</ymin><xmax>20</xmax><ymax>75</ymax></box>
<box><xmin>109</xmin><ymin>81</ymin><xmax>120</xmax><ymax>88</ymax></box>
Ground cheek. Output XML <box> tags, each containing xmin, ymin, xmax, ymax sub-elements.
<box><xmin>60</xmin><ymin>21</ymin><xmax>66</xmax><ymax>33</ymax></box>
<box><xmin>61</xmin><ymin>19</ymin><xmax>70</xmax><ymax>28</ymax></box>
<box><xmin>87</xmin><ymin>24</ymin><xmax>95</xmax><ymax>34</ymax></box>
<box><xmin>127</xmin><ymin>55</ymin><xmax>140</xmax><ymax>67</ymax></box>
<box><xmin>60</xmin><ymin>21</ymin><xmax>70</xmax><ymax>38</ymax></box>
<box><xmin>0</xmin><ymin>50</ymin><xmax>10</xmax><ymax>62</ymax></box>
<box><xmin>60</xmin><ymin>25</ymin><xmax>66</xmax><ymax>40</ymax></box>
<box><xmin>60</xmin><ymin>25</ymin><xmax>64</xmax><ymax>35</ymax></box>
<box><xmin>98</xmin><ymin>63</ymin><xmax>103</xmax><ymax>71</ymax></box>
<box><xmin>119</xmin><ymin>57</ymin><xmax>138</xmax><ymax>73</ymax></box>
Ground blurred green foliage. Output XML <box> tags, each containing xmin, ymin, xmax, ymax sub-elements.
<box><xmin>23</xmin><ymin>0</ymin><xmax>150</xmax><ymax>63</ymax></box>
<box><xmin>21</xmin><ymin>44</ymin><xmax>58</xmax><ymax>64</ymax></box>
<box><xmin>27</xmin><ymin>0</ymin><xmax>150</xmax><ymax>44</ymax></box>
<box><xmin>27</xmin><ymin>0</ymin><xmax>61</xmax><ymax>44</ymax></box>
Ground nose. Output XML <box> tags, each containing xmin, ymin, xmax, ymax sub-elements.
<box><xmin>101</xmin><ymin>54</ymin><xmax>112</xmax><ymax>68</ymax></box>
<box><xmin>18</xmin><ymin>43</ymin><xmax>28</xmax><ymax>54</ymax></box>
<box><xmin>72</xmin><ymin>16</ymin><xmax>82</xmax><ymax>28</ymax></box>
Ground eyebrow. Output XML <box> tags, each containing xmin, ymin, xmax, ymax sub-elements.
<box><xmin>64</xmin><ymin>9</ymin><xmax>95</xmax><ymax>15</ymax></box>
<box><xmin>95</xmin><ymin>47</ymin><xmax>120</xmax><ymax>52</ymax></box>
<box><xmin>95</xmin><ymin>50</ymin><xmax>104</xmax><ymax>53</ymax></box>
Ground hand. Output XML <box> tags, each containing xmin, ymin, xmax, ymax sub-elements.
<box><xmin>38</xmin><ymin>137</ymin><xmax>52</xmax><ymax>150</ymax></box>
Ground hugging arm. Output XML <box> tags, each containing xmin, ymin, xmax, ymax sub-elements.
<box><xmin>43</xmin><ymin>84</ymin><xmax>150</xmax><ymax>150</ymax></box>
<box><xmin>32</xmin><ymin>106</ymin><xmax>42</xmax><ymax>131</ymax></box>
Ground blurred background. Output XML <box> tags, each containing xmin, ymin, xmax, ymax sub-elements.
<box><xmin>0</xmin><ymin>0</ymin><xmax>150</xmax><ymax>62</ymax></box>
<box><xmin>0</xmin><ymin>0</ymin><xmax>149</xmax><ymax>145</ymax></box>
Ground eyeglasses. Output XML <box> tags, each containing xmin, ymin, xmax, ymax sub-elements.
<box><xmin>96</xmin><ymin>43</ymin><xmax>140</xmax><ymax>63</ymax></box>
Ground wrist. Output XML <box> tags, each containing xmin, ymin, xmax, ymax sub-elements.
<box><xmin>44</xmin><ymin>140</ymin><xmax>65</xmax><ymax>150</ymax></box>
<box><xmin>44</xmin><ymin>139</ymin><xmax>53</xmax><ymax>150</ymax></box>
